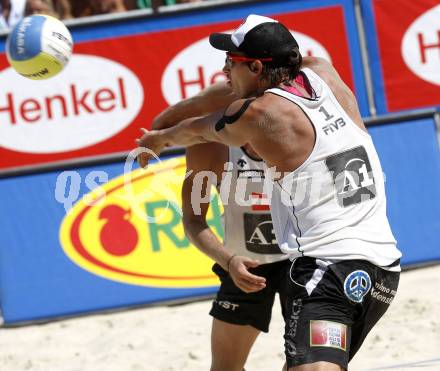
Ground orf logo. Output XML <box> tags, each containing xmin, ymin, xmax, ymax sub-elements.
<box><xmin>60</xmin><ymin>156</ymin><xmax>223</xmax><ymax>287</ymax></box>
<box><xmin>343</xmin><ymin>270</ymin><xmax>372</xmax><ymax>303</ymax></box>
<box><xmin>402</xmin><ymin>4</ymin><xmax>440</xmax><ymax>85</ymax></box>
<box><xmin>0</xmin><ymin>54</ymin><xmax>144</xmax><ymax>153</ymax></box>
<box><xmin>162</xmin><ymin>30</ymin><xmax>331</xmax><ymax>105</ymax></box>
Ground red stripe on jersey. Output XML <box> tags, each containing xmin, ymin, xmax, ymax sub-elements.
<box><xmin>251</xmin><ymin>192</ymin><xmax>270</xmax><ymax>211</ymax></box>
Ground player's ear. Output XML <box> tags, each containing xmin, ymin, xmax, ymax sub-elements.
<box><xmin>249</xmin><ymin>60</ymin><xmax>263</xmax><ymax>74</ymax></box>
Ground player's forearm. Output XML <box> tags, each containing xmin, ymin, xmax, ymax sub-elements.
<box><xmin>159</xmin><ymin>116</ymin><xmax>218</xmax><ymax>148</ymax></box>
<box><xmin>152</xmin><ymin>82</ymin><xmax>235</xmax><ymax>130</ymax></box>
<box><xmin>183</xmin><ymin>218</ymin><xmax>231</xmax><ymax>271</ymax></box>
<box><xmin>152</xmin><ymin>100</ymin><xmax>200</xmax><ymax>130</ymax></box>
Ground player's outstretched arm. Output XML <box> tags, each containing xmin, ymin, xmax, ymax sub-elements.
<box><xmin>182</xmin><ymin>144</ymin><xmax>266</xmax><ymax>293</ymax></box>
<box><xmin>152</xmin><ymin>81</ymin><xmax>236</xmax><ymax>130</ymax></box>
<box><xmin>136</xmin><ymin>99</ymin><xmax>254</xmax><ymax>168</ymax></box>
<box><xmin>181</xmin><ymin>144</ymin><xmax>230</xmax><ymax>268</ymax></box>
<box><xmin>136</xmin><ymin>114</ymin><xmax>222</xmax><ymax>168</ymax></box>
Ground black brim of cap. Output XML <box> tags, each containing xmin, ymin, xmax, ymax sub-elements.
<box><xmin>209</xmin><ymin>33</ymin><xmax>239</xmax><ymax>52</ymax></box>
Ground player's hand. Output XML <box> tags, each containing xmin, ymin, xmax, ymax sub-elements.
<box><xmin>135</xmin><ymin>128</ymin><xmax>166</xmax><ymax>168</ymax></box>
<box><xmin>228</xmin><ymin>256</ymin><xmax>266</xmax><ymax>293</ymax></box>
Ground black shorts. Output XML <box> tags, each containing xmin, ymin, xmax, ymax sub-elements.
<box><xmin>284</xmin><ymin>257</ymin><xmax>400</xmax><ymax>369</ymax></box>
<box><xmin>209</xmin><ymin>259</ymin><xmax>290</xmax><ymax>332</ymax></box>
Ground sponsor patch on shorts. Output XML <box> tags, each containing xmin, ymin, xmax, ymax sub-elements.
<box><xmin>310</xmin><ymin>320</ymin><xmax>347</xmax><ymax>351</ymax></box>
<box><xmin>344</xmin><ymin>270</ymin><xmax>372</xmax><ymax>303</ymax></box>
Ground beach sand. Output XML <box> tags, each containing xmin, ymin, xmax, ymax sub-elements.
<box><xmin>1</xmin><ymin>265</ymin><xmax>439</xmax><ymax>371</ymax></box>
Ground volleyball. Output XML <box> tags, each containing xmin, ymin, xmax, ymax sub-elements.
<box><xmin>6</xmin><ymin>14</ymin><xmax>73</xmax><ymax>80</ymax></box>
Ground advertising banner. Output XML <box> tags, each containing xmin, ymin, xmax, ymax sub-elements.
<box><xmin>362</xmin><ymin>0</ymin><xmax>440</xmax><ymax>113</ymax></box>
<box><xmin>0</xmin><ymin>0</ymin><xmax>367</xmax><ymax>171</ymax></box>
<box><xmin>0</xmin><ymin>154</ymin><xmax>223</xmax><ymax>324</ymax></box>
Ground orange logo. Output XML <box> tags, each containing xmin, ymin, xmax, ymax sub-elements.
<box><xmin>60</xmin><ymin>156</ymin><xmax>223</xmax><ymax>287</ymax></box>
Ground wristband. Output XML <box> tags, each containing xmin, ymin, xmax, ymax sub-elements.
<box><xmin>226</xmin><ymin>254</ymin><xmax>237</xmax><ymax>272</ymax></box>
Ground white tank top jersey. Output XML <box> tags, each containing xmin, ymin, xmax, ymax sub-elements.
<box><xmin>220</xmin><ymin>147</ymin><xmax>288</xmax><ymax>264</ymax></box>
<box><xmin>265</xmin><ymin>68</ymin><xmax>401</xmax><ymax>270</ymax></box>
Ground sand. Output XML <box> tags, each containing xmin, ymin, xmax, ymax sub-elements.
<box><xmin>0</xmin><ymin>265</ymin><xmax>439</xmax><ymax>371</ymax></box>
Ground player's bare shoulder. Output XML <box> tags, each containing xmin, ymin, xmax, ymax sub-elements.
<box><xmin>223</xmin><ymin>94</ymin><xmax>301</xmax><ymax>138</ymax></box>
<box><xmin>220</xmin><ymin>95</ymin><xmax>291</xmax><ymax>123</ymax></box>
<box><xmin>221</xmin><ymin>98</ymin><xmax>258</xmax><ymax>122</ymax></box>
<box><xmin>213</xmin><ymin>98</ymin><xmax>260</xmax><ymax>146</ymax></box>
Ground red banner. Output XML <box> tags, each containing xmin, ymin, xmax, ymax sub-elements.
<box><xmin>373</xmin><ymin>0</ymin><xmax>440</xmax><ymax>112</ymax></box>
<box><xmin>0</xmin><ymin>6</ymin><xmax>354</xmax><ymax>171</ymax></box>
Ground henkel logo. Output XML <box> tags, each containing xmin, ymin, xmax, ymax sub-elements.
<box><xmin>162</xmin><ymin>30</ymin><xmax>331</xmax><ymax>105</ymax></box>
<box><xmin>0</xmin><ymin>54</ymin><xmax>143</xmax><ymax>153</ymax></box>
<box><xmin>402</xmin><ymin>4</ymin><xmax>440</xmax><ymax>86</ymax></box>
<box><xmin>60</xmin><ymin>156</ymin><xmax>222</xmax><ymax>287</ymax></box>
